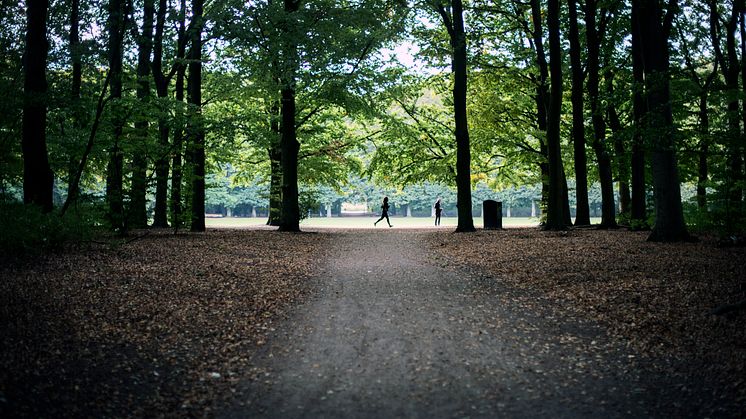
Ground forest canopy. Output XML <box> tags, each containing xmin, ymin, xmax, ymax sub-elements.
<box><xmin>2</xmin><ymin>0</ymin><xmax>745</xmax><ymax>242</ymax></box>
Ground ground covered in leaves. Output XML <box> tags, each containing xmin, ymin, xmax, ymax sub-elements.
<box><xmin>430</xmin><ymin>228</ymin><xmax>746</xmax><ymax>408</ymax></box>
<box><xmin>0</xmin><ymin>229</ymin><xmax>328</xmax><ymax>417</ymax></box>
<box><xmin>1</xmin><ymin>227</ymin><xmax>744</xmax><ymax>417</ymax></box>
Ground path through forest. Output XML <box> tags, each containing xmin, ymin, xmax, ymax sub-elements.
<box><xmin>219</xmin><ymin>230</ymin><xmax>715</xmax><ymax>418</ymax></box>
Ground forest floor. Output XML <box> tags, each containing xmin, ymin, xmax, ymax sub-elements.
<box><xmin>1</xmin><ymin>227</ymin><xmax>744</xmax><ymax>417</ymax></box>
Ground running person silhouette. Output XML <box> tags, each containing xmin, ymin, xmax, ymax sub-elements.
<box><xmin>374</xmin><ymin>196</ymin><xmax>392</xmax><ymax>227</ymax></box>
<box><xmin>434</xmin><ymin>198</ymin><xmax>442</xmax><ymax>226</ymax></box>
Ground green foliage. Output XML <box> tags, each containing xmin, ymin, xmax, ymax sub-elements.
<box><xmin>0</xmin><ymin>202</ymin><xmax>97</xmax><ymax>255</ymax></box>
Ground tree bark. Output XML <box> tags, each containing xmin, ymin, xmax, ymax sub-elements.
<box><xmin>130</xmin><ymin>0</ymin><xmax>155</xmax><ymax>228</ymax></box>
<box><xmin>586</xmin><ymin>0</ymin><xmax>617</xmax><ymax>228</ymax></box>
<box><xmin>267</xmin><ymin>144</ymin><xmax>282</xmax><ymax>226</ymax></box>
<box><xmin>710</xmin><ymin>0</ymin><xmax>743</xmax><ymax>221</ymax></box>
<box><xmin>106</xmin><ymin>0</ymin><xmax>126</xmax><ymax>232</ymax></box>
<box><xmin>606</xmin><ymin>71</ymin><xmax>630</xmax><ymax>216</ymax></box>
<box><xmin>188</xmin><ymin>0</ymin><xmax>205</xmax><ymax>232</ymax></box>
<box><xmin>62</xmin><ymin>72</ymin><xmax>111</xmax><ymax>216</ymax></box>
<box><xmin>170</xmin><ymin>0</ymin><xmax>187</xmax><ymax>230</ymax></box>
<box><xmin>640</xmin><ymin>0</ymin><xmax>690</xmax><ymax>242</ymax></box>
<box><xmin>22</xmin><ymin>0</ymin><xmax>53</xmax><ymax>212</ymax></box>
<box><xmin>543</xmin><ymin>0</ymin><xmax>564</xmax><ymax>230</ymax></box>
<box><xmin>277</xmin><ymin>0</ymin><xmax>301</xmax><ymax>232</ymax></box>
<box><xmin>568</xmin><ymin>0</ymin><xmax>590</xmax><ymax>226</ymax></box>
<box><xmin>151</xmin><ymin>0</ymin><xmax>169</xmax><ymax>227</ymax></box>
<box><xmin>65</xmin><ymin>0</ymin><xmax>83</xmax><ymax>204</ymax></box>
<box><xmin>450</xmin><ymin>0</ymin><xmax>475</xmax><ymax>232</ymax></box>
<box><xmin>630</xmin><ymin>0</ymin><xmax>648</xmax><ymax>227</ymax></box>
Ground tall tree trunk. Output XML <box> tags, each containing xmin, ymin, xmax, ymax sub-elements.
<box><xmin>277</xmin><ymin>0</ymin><xmax>301</xmax><ymax>232</ymax></box>
<box><xmin>529</xmin><ymin>0</ymin><xmax>550</xmax><ymax>216</ymax></box>
<box><xmin>586</xmin><ymin>0</ymin><xmax>617</xmax><ymax>228</ymax></box>
<box><xmin>267</xmin><ymin>102</ymin><xmax>282</xmax><ymax>226</ymax></box>
<box><xmin>151</xmin><ymin>0</ymin><xmax>169</xmax><ymax>227</ymax></box>
<box><xmin>544</xmin><ymin>0</ymin><xmax>564</xmax><ymax>229</ymax></box>
<box><xmin>106</xmin><ymin>0</ymin><xmax>126</xmax><ymax>232</ymax></box>
<box><xmin>188</xmin><ymin>0</ymin><xmax>205</xmax><ymax>232</ymax></box>
<box><xmin>741</xmin><ymin>10</ymin><xmax>746</xmax><ymax>214</ymax></box>
<box><xmin>62</xmin><ymin>72</ymin><xmax>111</xmax><ymax>216</ymax></box>
<box><xmin>170</xmin><ymin>0</ymin><xmax>187</xmax><ymax>229</ymax></box>
<box><xmin>696</xmin><ymin>69</ymin><xmax>717</xmax><ymax>211</ymax></box>
<box><xmin>710</xmin><ymin>0</ymin><xmax>743</xmax><ymax>222</ymax></box>
<box><xmin>70</xmin><ymin>0</ymin><xmax>81</xmax><ymax>101</ymax></box>
<box><xmin>606</xmin><ymin>71</ymin><xmax>630</xmax><ymax>216</ymax></box>
<box><xmin>450</xmin><ymin>0</ymin><xmax>475</xmax><ymax>232</ymax></box>
<box><xmin>640</xmin><ymin>0</ymin><xmax>689</xmax><ymax>242</ymax></box>
<box><xmin>267</xmin><ymin>146</ymin><xmax>282</xmax><ymax>225</ymax></box>
<box><xmin>22</xmin><ymin>0</ymin><xmax>53</xmax><ymax>212</ymax></box>
<box><xmin>279</xmin><ymin>86</ymin><xmax>300</xmax><ymax>231</ymax></box>
<box><xmin>630</xmin><ymin>0</ymin><xmax>647</xmax><ymax>227</ymax></box>
<box><xmin>130</xmin><ymin>0</ymin><xmax>155</xmax><ymax>228</ymax></box>
<box><xmin>65</xmin><ymin>0</ymin><xmax>83</xmax><ymax>204</ymax></box>
<box><xmin>568</xmin><ymin>0</ymin><xmax>590</xmax><ymax>226</ymax></box>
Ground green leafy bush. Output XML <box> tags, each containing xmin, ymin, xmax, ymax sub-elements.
<box><xmin>0</xmin><ymin>201</ymin><xmax>98</xmax><ymax>255</ymax></box>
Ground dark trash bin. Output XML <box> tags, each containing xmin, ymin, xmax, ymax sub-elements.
<box><xmin>483</xmin><ymin>200</ymin><xmax>502</xmax><ymax>230</ymax></box>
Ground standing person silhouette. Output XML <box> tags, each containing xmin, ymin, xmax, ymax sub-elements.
<box><xmin>434</xmin><ymin>198</ymin><xmax>442</xmax><ymax>226</ymax></box>
<box><xmin>374</xmin><ymin>196</ymin><xmax>392</xmax><ymax>227</ymax></box>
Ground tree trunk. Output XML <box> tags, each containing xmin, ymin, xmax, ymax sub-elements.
<box><xmin>543</xmin><ymin>0</ymin><xmax>564</xmax><ymax>230</ymax></box>
<box><xmin>640</xmin><ymin>0</ymin><xmax>690</xmax><ymax>242</ymax></box>
<box><xmin>267</xmin><ymin>144</ymin><xmax>282</xmax><ymax>226</ymax></box>
<box><xmin>710</xmin><ymin>0</ymin><xmax>743</xmax><ymax>222</ymax></box>
<box><xmin>65</xmin><ymin>0</ymin><xmax>83</xmax><ymax>206</ymax></box>
<box><xmin>697</xmin><ymin>86</ymin><xmax>712</xmax><ymax>211</ymax></box>
<box><xmin>151</xmin><ymin>0</ymin><xmax>169</xmax><ymax>227</ymax></box>
<box><xmin>170</xmin><ymin>0</ymin><xmax>187</xmax><ymax>230</ymax></box>
<box><xmin>529</xmin><ymin>0</ymin><xmax>550</xmax><ymax>217</ymax></box>
<box><xmin>587</xmin><ymin>0</ymin><xmax>617</xmax><ymax>229</ymax></box>
<box><xmin>279</xmin><ymin>86</ymin><xmax>300</xmax><ymax>231</ymax></box>
<box><xmin>22</xmin><ymin>0</ymin><xmax>53</xmax><ymax>212</ymax></box>
<box><xmin>267</xmin><ymin>101</ymin><xmax>282</xmax><ymax>226</ymax></box>
<box><xmin>62</xmin><ymin>72</ymin><xmax>111</xmax><ymax>216</ymax></box>
<box><xmin>278</xmin><ymin>0</ymin><xmax>301</xmax><ymax>232</ymax></box>
<box><xmin>444</xmin><ymin>0</ymin><xmax>475</xmax><ymax>232</ymax></box>
<box><xmin>630</xmin><ymin>0</ymin><xmax>647</xmax><ymax>227</ymax></box>
<box><xmin>130</xmin><ymin>0</ymin><xmax>155</xmax><ymax>228</ymax></box>
<box><xmin>188</xmin><ymin>0</ymin><xmax>205</xmax><ymax>232</ymax></box>
<box><xmin>606</xmin><ymin>71</ymin><xmax>631</xmax><ymax>216</ymax></box>
<box><xmin>106</xmin><ymin>0</ymin><xmax>126</xmax><ymax>232</ymax></box>
<box><xmin>568</xmin><ymin>0</ymin><xmax>590</xmax><ymax>226</ymax></box>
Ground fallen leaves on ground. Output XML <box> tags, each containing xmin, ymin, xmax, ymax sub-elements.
<box><xmin>429</xmin><ymin>228</ymin><xmax>746</xmax><ymax>404</ymax></box>
<box><xmin>0</xmin><ymin>229</ymin><xmax>329</xmax><ymax>417</ymax></box>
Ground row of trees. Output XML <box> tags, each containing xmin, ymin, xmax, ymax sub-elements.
<box><xmin>5</xmin><ymin>0</ymin><xmax>746</xmax><ymax>241</ymax></box>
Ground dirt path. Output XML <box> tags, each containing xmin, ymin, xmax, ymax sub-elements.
<box><xmin>219</xmin><ymin>230</ymin><xmax>715</xmax><ymax>418</ymax></box>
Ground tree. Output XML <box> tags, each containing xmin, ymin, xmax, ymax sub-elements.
<box><xmin>105</xmin><ymin>0</ymin><xmax>127</xmax><ymax>232</ymax></box>
<box><xmin>710</xmin><ymin>0</ymin><xmax>744</xmax><ymax>221</ymax></box>
<box><xmin>171</xmin><ymin>0</ymin><xmax>188</xmax><ymax>229</ymax></box>
<box><xmin>22</xmin><ymin>0</ymin><xmax>53</xmax><ymax>212</ymax></box>
<box><xmin>277</xmin><ymin>0</ymin><xmax>301</xmax><ymax>232</ymax></box>
<box><xmin>430</xmin><ymin>0</ymin><xmax>475</xmax><ymax>232</ymax></box>
<box><xmin>568</xmin><ymin>0</ymin><xmax>590</xmax><ymax>226</ymax></box>
<box><xmin>630</xmin><ymin>0</ymin><xmax>648</xmax><ymax>227</ymax></box>
<box><xmin>151</xmin><ymin>0</ymin><xmax>173</xmax><ymax>228</ymax></box>
<box><xmin>189</xmin><ymin>0</ymin><xmax>206</xmax><ymax>232</ymax></box>
<box><xmin>638</xmin><ymin>0</ymin><xmax>690</xmax><ymax>242</ymax></box>
<box><xmin>543</xmin><ymin>0</ymin><xmax>564</xmax><ymax>229</ymax></box>
<box><xmin>586</xmin><ymin>0</ymin><xmax>617</xmax><ymax>228</ymax></box>
<box><xmin>130</xmin><ymin>0</ymin><xmax>155</xmax><ymax>228</ymax></box>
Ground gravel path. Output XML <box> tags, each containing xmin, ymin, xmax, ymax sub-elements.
<box><xmin>220</xmin><ymin>230</ymin><xmax>719</xmax><ymax>418</ymax></box>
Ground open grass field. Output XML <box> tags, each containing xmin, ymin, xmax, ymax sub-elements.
<box><xmin>205</xmin><ymin>216</ymin><xmax>604</xmax><ymax>229</ymax></box>
<box><xmin>206</xmin><ymin>216</ymin><xmax>543</xmax><ymax>229</ymax></box>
